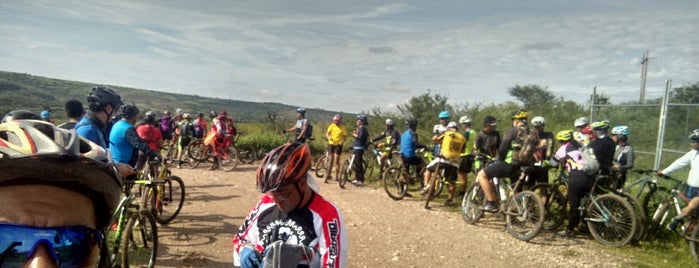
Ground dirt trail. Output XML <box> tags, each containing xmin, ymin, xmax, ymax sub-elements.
<box><xmin>155</xmin><ymin>164</ymin><xmax>633</xmax><ymax>267</ymax></box>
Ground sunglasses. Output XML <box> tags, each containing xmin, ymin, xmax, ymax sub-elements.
<box><xmin>0</xmin><ymin>223</ymin><xmax>102</xmax><ymax>268</ymax></box>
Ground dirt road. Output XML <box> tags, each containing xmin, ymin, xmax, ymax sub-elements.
<box><xmin>155</xmin><ymin>164</ymin><xmax>634</xmax><ymax>267</ymax></box>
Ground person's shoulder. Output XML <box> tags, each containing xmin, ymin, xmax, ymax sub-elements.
<box><xmin>308</xmin><ymin>194</ymin><xmax>343</xmax><ymax>217</ymax></box>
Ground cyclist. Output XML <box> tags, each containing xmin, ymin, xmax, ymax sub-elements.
<box><xmin>400</xmin><ymin>119</ymin><xmax>425</xmax><ymax>184</ymax></box>
<box><xmin>611</xmin><ymin>125</ymin><xmax>634</xmax><ymax>190</ymax></box>
<box><xmin>657</xmin><ymin>128</ymin><xmax>699</xmax><ymax>232</ymax></box>
<box><xmin>474</xmin><ymin>116</ymin><xmax>501</xmax><ymax>171</ymax></box>
<box><xmin>76</xmin><ymin>85</ymin><xmax>123</xmax><ymax>148</ymax></box>
<box><xmin>476</xmin><ymin>109</ymin><xmax>528</xmax><ymax>212</ymax></box>
<box><xmin>233</xmin><ymin>142</ymin><xmax>348</xmax><ymax>268</ymax></box>
<box><xmin>350</xmin><ymin>114</ymin><xmax>369</xmax><ymax>186</ymax></box>
<box><xmin>209</xmin><ymin>110</ymin><xmax>230</xmax><ymax>170</ymax></box>
<box><xmin>549</xmin><ymin>130</ymin><xmax>593</xmax><ymax>238</ymax></box>
<box><xmin>528</xmin><ymin>116</ymin><xmax>554</xmax><ymax>184</ymax></box>
<box><xmin>370</xmin><ymin>118</ymin><xmax>401</xmax><ymax>179</ymax></box>
<box><xmin>286</xmin><ymin>108</ymin><xmax>310</xmax><ymax>143</ymax></box>
<box><xmin>160</xmin><ymin>110</ymin><xmax>174</xmax><ymax>142</ymax></box>
<box><xmin>324</xmin><ymin>114</ymin><xmax>347</xmax><ymax>182</ymax></box>
<box><xmin>457</xmin><ymin>115</ymin><xmax>477</xmax><ymax>197</ymax></box>
<box><xmin>422</xmin><ymin>122</ymin><xmax>466</xmax><ymax>206</ymax></box>
<box><xmin>0</xmin><ymin>119</ymin><xmax>122</xmax><ymax>267</ymax></box>
<box><xmin>222</xmin><ymin>109</ymin><xmax>237</xmax><ymax>144</ymax></box>
<box><xmin>135</xmin><ymin>110</ymin><xmax>163</xmax><ymax>170</ymax></box>
<box><xmin>588</xmin><ymin>120</ymin><xmax>616</xmax><ymax>176</ymax></box>
<box><xmin>109</xmin><ymin>105</ymin><xmax>160</xmax><ymax>169</ymax></box>
<box><xmin>193</xmin><ymin>112</ymin><xmax>207</xmax><ymax>139</ymax></box>
<box><xmin>57</xmin><ymin>99</ymin><xmax>85</xmax><ymax>129</ymax></box>
<box><xmin>432</xmin><ymin>111</ymin><xmax>451</xmax><ymax>156</ymax></box>
<box><xmin>177</xmin><ymin>113</ymin><xmax>195</xmax><ymax>168</ymax></box>
<box><xmin>573</xmin><ymin>116</ymin><xmax>593</xmax><ymax>146</ymax></box>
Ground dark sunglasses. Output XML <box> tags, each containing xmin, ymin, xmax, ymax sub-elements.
<box><xmin>0</xmin><ymin>223</ymin><xmax>102</xmax><ymax>268</ymax></box>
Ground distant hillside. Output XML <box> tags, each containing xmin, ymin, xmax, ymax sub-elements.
<box><xmin>0</xmin><ymin>71</ymin><xmax>340</xmax><ymax>123</ymax></box>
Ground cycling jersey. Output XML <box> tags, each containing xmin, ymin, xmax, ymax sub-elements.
<box><xmin>371</xmin><ymin>129</ymin><xmax>400</xmax><ymax>151</ymax></box>
<box><xmin>432</xmin><ymin>124</ymin><xmax>448</xmax><ymax>155</ymax></box>
<box><xmin>662</xmin><ymin>149</ymin><xmax>699</xmax><ymax>187</ymax></box>
<box><xmin>438</xmin><ymin>130</ymin><xmax>466</xmax><ymax>162</ymax></box>
<box><xmin>326</xmin><ymin>123</ymin><xmax>347</xmax><ymax>145</ymax></box>
<box><xmin>193</xmin><ymin>117</ymin><xmax>207</xmax><ymax>138</ymax></box>
<box><xmin>352</xmin><ymin>126</ymin><xmax>368</xmax><ymax>150</ymax></box>
<box><xmin>233</xmin><ymin>193</ymin><xmax>348</xmax><ymax>268</ymax></box>
<box><xmin>461</xmin><ymin>129</ymin><xmax>476</xmax><ymax>156</ymax></box>
<box><xmin>475</xmin><ymin>129</ymin><xmax>501</xmax><ymax>158</ymax></box>
<box><xmin>588</xmin><ymin>135</ymin><xmax>616</xmax><ymax>169</ymax></box>
<box><xmin>110</xmin><ymin>120</ymin><xmax>158</xmax><ymax>166</ymax></box>
<box><xmin>75</xmin><ymin>111</ymin><xmax>108</xmax><ymax>148</ymax></box>
<box><xmin>212</xmin><ymin>116</ymin><xmax>228</xmax><ymax>137</ymax></box>
<box><xmin>498</xmin><ymin>126</ymin><xmax>520</xmax><ymax>162</ymax></box>
<box><xmin>400</xmin><ymin>129</ymin><xmax>419</xmax><ymax>158</ymax></box>
<box><xmin>136</xmin><ymin>123</ymin><xmax>162</xmax><ymax>151</ymax></box>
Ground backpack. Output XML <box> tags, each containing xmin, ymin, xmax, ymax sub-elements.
<box><xmin>179</xmin><ymin>122</ymin><xmax>192</xmax><ymax>137</ymax></box>
<box><xmin>579</xmin><ymin>146</ymin><xmax>600</xmax><ymax>175</ymax></box>
<box><xmin>512</xmin><ymin>126</ymin><xmax>539</xmax><ymax>166</ymax></box>
<box><xmin>304</xmin><ymin>121</ymin><xmax>313</xmax><ymax>138</ymax></box>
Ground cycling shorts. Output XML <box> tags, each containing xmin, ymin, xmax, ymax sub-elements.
<box><xmin>483</xmin><ymin>161</ymin><xmax>520</xmax><ymax>180</ymax></box>
<box><xmin>525</xmin><ymin>166</ymin><xmax>549</xmax><ymax>184</ymax></box>
<box><xmin>426</xmin><ymin>158</ymin><xmax>459</xmax><ymax>183</ymax></box>
<box><xmin>401</xmin><ymin>155</ymin><xmax>423</xmax><ymax>167</ymax></box>
<box><xmin>327</xmin><ymin>144</ymin><xmax>343</xmax><ymax>155</ymax></box>
<box><xmin>688</xmin><ymin>186</ymin><xmax>699</xmax><ymax>199</ymax></box>
<box><xmin>458</xmin><ymin>155</ymin><xmax>474</xmax><ymax>173</ymax></box>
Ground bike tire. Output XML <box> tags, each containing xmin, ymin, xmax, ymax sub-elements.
<box><xmin>461</xmin><ymin>182</ymin><xmax>485</xmax><ymax>224</ymax></box>
<box><xmin>219</xmin><ymin>146</ymin><xmax>241</xmax><ymax>172</ymax></box>
<box><xmin>618</xmin><ymin>192</ymin><xmax>646</xmax><ymax>243</ymax></box>
<box><xmin>424</xmin><ymin>173</ymin><xmax>439</xmax><ymax>209</ymax></box>
<box><xmin>383</xmin><ymin>167</ymin><xmax>406</xmax><ymax>200</ymax></box>
<box><xmin>339</xmin><ymin>160</ymin><xmax>349</xmax><ymax>189</ymax></box>
<box><xmin>530</xmin><ymin>183</ymin><xmax>567</xmax><ymax>231</ymax></box>
<box><xmin>505</xmin><ymin>190</ymin><xmax>545</xmax><ymax>241</ymax></box>
<box><xmin>365</xmin><ymin>155</ymin><xmax>375</xmax><ymax>181</ymax></box>
<box><xmin>154</xmin><ymin>176</ymin><xmax>186</xmax><ymax>224</ymax></box>
<box><xmin>647</xmin><ymin>201</ymin><xmax>676</xmax><ymax>236</ymax></box>
<box><xmin>642</xmin><ymin>186</ymin><xmax>670</xmax><ymax>225</ymax></box>
<box><xmin>120</xmin><ymin>210</ymin><xmax>158</xmax><ymax>268</ymax></box>
<box><xmin>586</xmin><ymin>193</ymin><xmax>637</xmax><ymax>247</ymax></box>
<box><xmin>315</xmin><ymin>155</ymin><xmax>327</xmax><ymax>179</ymax></box>
<box><xmin>433</xmin><ymin>175</ymin><xmax>444</xmax><ymax>199</ymax></box>
<box><xmin>690</xmin><ymin>221</ymin><xmax>699</xmax><ymax>264</ymax></box>
<box><xmin>187</xmin><ymin>139</ymin><xmax>208</xmax><ymax>162</ymax></box>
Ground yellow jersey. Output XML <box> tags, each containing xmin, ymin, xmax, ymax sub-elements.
<box><xmin>326</xmin><ymin>123</ymin><xmax>347</xmax><ymax>145</ymax></box>
<box><xmin>439</xmin><ymin>130</ymin><xmax>466</xmax><ymax>162</ymax></box>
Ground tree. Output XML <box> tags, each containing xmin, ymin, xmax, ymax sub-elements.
<box><xmin>670</xmin><ymin>83</ymin><xmax>699</xmax><ymax>103</ymax></box>
<box><xmin>396</xmin><ymin>90</ymin><xmax>452</xmax><ymax>126</ymax></box>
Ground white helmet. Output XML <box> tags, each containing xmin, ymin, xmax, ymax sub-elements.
<box><xmin>531</xmin><ymin>116</ymin><xmax>545</xmax><ymax>127</ymax></box>
<box><xmin>385</xmin><ymin>118</ymin><xmax>395</xmax><ymax>126</ymax></box>
<box><xmin>447</xmin><ymin>121</ymin><xmax>458</xmax><ymax>129</ymax></box>
<box><xmin>574</xmin><ymin>117</ymin><xmax>588</xmax><ymax>127</ymax></box>
<box><xmin>459</xmin><ymin>115</ymin><xmax>471</xmax><ymax>125</ymax></box>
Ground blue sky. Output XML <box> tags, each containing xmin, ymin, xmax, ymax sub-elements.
<box><xmin>1</xmin><ymin>1</ymin><xmax>698</xmax><ymax>113</ymax></box>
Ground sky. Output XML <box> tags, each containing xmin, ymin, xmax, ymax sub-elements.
<box><xmin>1</xmin><ymin>1</ymin><xmax>698</xmax><ymax>113</ymax></box>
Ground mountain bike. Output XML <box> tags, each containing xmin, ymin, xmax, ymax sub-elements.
<box><xmin>365</xmin><ymin>142</ymin><xmax>399</xmax><ymax>181</ymax></box>
<box><xmin>187</xmin><ymin>133</ymin><xmax>240</xmax><ymax>171</ymax></box>
<box><xmin>338</xmin><ymin>147</ymin><xmax>368</xmax><ymax>188</ymax></box>
<box><xmin>460</xmin><ymin>168</ymin><xmax>545</xmax><ymax>241</ymax></box>
<box><xmin>382</xmin><ymin>161</ymin><xmax>422</xmax><ymax>200</ymax></box>
<box><xmin>623</xmin><ymin>169</ymin><xmax>673</xmax><ymax>224</ymax></box>
<box><xmin>140</xmin><ymin>157</ymin><xmax>186</xmax><ymax>224</ymax></box>
<box><xmin>422</xmin><ymin>156</ymin><xmax>451</xmax><ymax>209</ymax></box>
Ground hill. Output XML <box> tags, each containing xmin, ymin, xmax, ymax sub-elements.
<box><xmin>0</xmin><ymin>71</ymin><xmax>340</xmax><ymax>123</ymax></box>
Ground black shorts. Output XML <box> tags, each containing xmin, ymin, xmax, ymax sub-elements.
<box><xmin>426</xmin><ymin>159</ymin><xmax>459</xmax><ymax>183</ymax></box>
<box><xmin>483</xmin><ymin>161</ymin><xmax>520</xmax><ymax>180</ymax></box>
<box><xmin>459</xmin><ymin>155</ymin><xmax>474</xmax><ymax>173</ymax></box>
<box><xmin>401</xmin><ymin>155</ymin><xmax>423</xmax><ymax>166</ymax></box>
<box><xmin>327</xmin><ymin>144</ymin><xmax>343</xmax><ymax>154</ymax></box>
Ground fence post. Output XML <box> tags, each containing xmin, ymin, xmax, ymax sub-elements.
<box><xmin>654</xmin><ymin>80</ymin><xmax>672</xmax><ymax>170</ymax></box>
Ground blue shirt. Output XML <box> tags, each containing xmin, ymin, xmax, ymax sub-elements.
<box><xmin>75</xmin><ymin>112</ymin><xmax>107</xmax><ymax>148</ymax></box>
<box><xmin>400</xmin><ymin>129</ymin><xmax>418</xmax><ymax>158</ymax></box>
<box><xmin>109</xmin><ymin>120</ymin><xmax>136</xmax><ymax>164</ymax></box>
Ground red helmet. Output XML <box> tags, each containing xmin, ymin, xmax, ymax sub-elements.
<box><xmin>256</xmin><ymin>142</ymin><xmax>311</xmax><ymax>193</ymax></box>
<box><xmin>332</xmin><ymin>114</ymin><xmax>342</xmax><ymax>123</ymax></box>
<box><xmin>220</xmin><ymin>109</ymin><xmax>228</xmax><ymax>116</ymax></box>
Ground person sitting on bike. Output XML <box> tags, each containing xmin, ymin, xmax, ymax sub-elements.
<box><xmin>325</xmin><ymin>114</ymin><xmax>347</xmax><ymax>182</ymax></box>
<box><xmin>527</xmin><ymin>116</ymin><xmax>554</xmax><ymax>185</ymax></box>
<box><xmin>476</xmin><ymin>109</ymin><xmax>528</xmax><ymax>213</ymax></box>
<box><xmin>286</xmin><ymin>108</ymin><xmax>310</xmax><ymax>143</ymax></box>
<box><xmin>193</xmin><ymin>112</ymin><xmax>207</xmax><ymax>139</ymax></box>
<box><xmin>422</xmin><ymin>122</ymin><xmax>466</xmax><ymax>206</ymax></box>
<box><xmin>400</xmin><ymin>119</ymin><xmax>426</xmax><ymax>183</ymax></box>
<box><xmin>109</xmin><ymin>105</ymin><xmax>160</xmax><ymax>170</ymax></box>
<box><xmin>371</xmin><ymin>118</ymin><xmax>401</xmax><ymax>179</ymax></box>
<box><xmin>135</xmin><ymin>110</ymin><xmax>163</xmax><ymax>170</ymax></box>
<box><xmin>474</xmin><ymin>116</ymin><xmax>501</xmax><ymax>171</ymax></box>
<box><xmin>657</xmin><ymin>128</ymin><xmax>699</xmax><ymax>232</ymax></box>
<box><xmin>432</xmin><ymin>110</ymin><xmax>451</xmax><ymax>156</ymax></box>
<box><xmin>350</xmin><ymin>114</ymin><xmax>370</xmax><ymax>186</ymax></box>
<box><xmin>0</xmin><ymin>119</ymin><xmax>123</xmax><ymax>267</ymax></box>
<box><xmin>611</xmin><ymin>125</ymin><xmax>634</xmax><ymax>191</ymax></box>
<box><xmin>210</xmin><ymin>110</ymin><xmax>230</xmax><ymax>170</ymax></box>
<box><xmin>457</xmin><ymin>115</ymin><xmax>477</xmax><ymax>197</ymax></box>
<box><xmin>177</xmin><ymin>113</ymin><xmax>195</xmax><ymax>168</ymax></box>
<box><xmin>549</xmin><ymin>130</ymin><xmax>593</xmax><ymax>238</ymax></box>
<box><xmin>233</xmin><ymin>142</ymin><xmax>348</xmax><ymax>268</ymax></box>
<box><xmin>573</xmin><ymin>116</ymin><xmax>593</xmax><ymax>146</ymax></box>
<box><xmin>588</xmin><ymin>120</ymin><xmax>616</xmax><ymax>178</ymax></box>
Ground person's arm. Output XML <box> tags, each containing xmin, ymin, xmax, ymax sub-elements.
<box><xmin>124</xmin><ymin>127</ymin><xmax>158</xmax><ymax>158</ymax></box>
<box><xmin>497</xmin><ymin>128</ymin><xmax>516</xmax><ymax>161</ymax></box>
<box><xmin>371</xmin><ymin>131</ymin><xmax>386</xmax><ymax>143</ymax></box>
<box><xmin>620</xmin><ymin>146</ymin><xmax>634</xmax><ymax>171</ymax></box>
<box><xmin>660</xmin><ymin>150</ymin><xmax>693</xmax><ymax>175</ymax></box>
<box><xmin>233</xmin><ymin>198</ymin><xmax>268</xmax><ymax>267</ymax></box>
<box><xmin>298</xmin><ymin>119</ymin><xmax>307</xmax><ymax>139</ymax></box>
<box><xmin>317</xmin><ymin>206</ymin><xmax>348</xmax><ymax>268</ymax></box>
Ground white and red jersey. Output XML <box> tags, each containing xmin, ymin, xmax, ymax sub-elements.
<box><xmin>233</xmin><ymin>192</ymin><xmax>348</xmax><ymax>268</ymax></box>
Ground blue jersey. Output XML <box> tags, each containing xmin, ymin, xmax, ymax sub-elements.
<box><xmin>109</xmin><ymin>120</ymin><xmax>136</xmax><ymax>165</ymax></box>
<box><xmin>75</xmin><ymin>112</ymin><xmax>107</xmax><ymax>148</ymax></box>
<box><xmin>400</xmin><ymin>129</ymin><xmax>418</xmax><ymax>158</ymax></box>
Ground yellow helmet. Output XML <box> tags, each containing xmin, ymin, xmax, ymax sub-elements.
<box><xmin>556</xmin><ymin>130</ymin><xmax>574</xmax><ymax>142</ymax></box>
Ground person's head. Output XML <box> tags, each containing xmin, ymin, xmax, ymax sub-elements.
<box><xmin>332</xmin><ymin>114</ymin><xmax>342</xmax><ymax>125</ymax></box>
<box><xmin>406</xmin><ymin>119</ymin><xmax>418</xmax><ymax>130</ymax></box>
<box><xmin>2</xmin><ymin>110</ymin><xmax>43</xmax><ymax>123</ymax></box>
<box><xmin>356</xmin><ymin>114</ymin><xmax>367</xmax><ymax>126</ymax></box>
<box><xmin>296</xmin><ymin>108</ymin><xmax>306</xmax><ymax>118</ymax></box>
<box><xmin>65</xmin><ymin>99</ymin><xmax>85</xmax><ymax>119</ymax></box>
<box><xmin>574</xmin><ymin>117</ymin><xmax>588</xmax><ymax>130</ymax></box>
<box><xmin>446</xmin><ymin>121</ymin><xmax>458</xmax><ymax>131</ymax></box>
<box><xmin>87</xmin><ymin>86</ymin><xmax>123</xmax><ymax>121</ymax></box>
<box><xmin>164</xmin><ymin>110</ymin><xmax>171</xmax><ymax>118</ymax></box>
<box><xmin>209</xmin><ymin>110</ymin><xmax>217</xmax><ymax>119</ymax></box>
<box><xmin>119</xmin><ymin>104</ymin><xmax>140</xmax><ymax>123</ymax></box>
<box><xmin>385</xmin><ymin>118</ymin><xmax>395</xmax><ymax>130</ymax></box>
<box><xmin>689</xmin><ymin>129</ymin><xmax>699</xmax><ymax>150</ymax></box>
<box><xmin>531</xmin><ymin>116</ymin><xmax>545</xmax><ymax>130</ymax></box>
<box><xmin>40</xmin><ymin>110</ymin><xmax>51</xmax><ymax>121</ymax></box>
<box><xmin>591</xmin><ymin>120</ymin><xmax>610</xmax><ymax>137</ymax></box>
<box><xmin>438</xmin><ymin>111</ymin><xmax>450</xmax><ymax>125</ymax></box>
<box><xmin>175</xmin><ymin>108</ymin><xmax>183</xmax><ymax>118</ymax></box>
<box><xmin>511</xmin><ymin>109</ymin><xmax>528</xmax><ymax>127</ymax></box>
<box><xmin>198</xmin><ymin>112</ymin><xmax>204</xmax><ymax>119</ymax></box>
<box><xmin>182</xmin><ymin>113</ymin><xmax>192</xmax><ymax>122</ymax></box>
<box><xmin>459</xmin><ymin>115</ymin><xmax>472</xmax><ymax>129</ymax></box>
<box><xmin>144</xmin><ymin>110</ymin><xmax>156</xmax><ymax>124</ymax></box>
<box><xmin>611</xmin><ymin>125</ymin><xmax>629</xmax><ymax>144</ymax></box>
<box><xmin>556</xmin><ymin>130</ymin><xmax>574</xmax><ymax>144</ymax></box>
<box><xmin>483</xmin><ymin>116</ymin><xmax>497</xmax><ymax>132</ymax></box>
<box><xmin>219</xmin><ymin>109</ymin><xmax>228</xmax><ymax>118</ymax></box>
<box><xmin>0</xmin><ymin>120</ymin><xmax>122</xmax><ymax>267</ymax></box>
<box><xmin>256</xmin><ymin>142</ymin><xmax>313</xmax><ymax>213</ymax></box>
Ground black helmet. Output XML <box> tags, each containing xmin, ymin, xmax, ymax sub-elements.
<box><xmin>209</xmin><ymin>110</ymin><xmax>217</xmax><ymax>118</ymax></box>
<box><xmin>406</xmin><ymin>119</ymin><xmax>418</xmax><ymax>128</ymax></box>
<box><xmin>120</xmin><ymin>105</ymin><xmax>140</xmax><ymax>119</ymax></box>
<box><xmin>2</xmin><ymin>110</ymin><xmax>43</xmax><ymax>123</ymax></box>
<box><xmin>144</xmin><ymin>110</ymin><xmax>156</xmax><ymax>122</ymax></box>
<box><xmin>87</xmin><ymin>86</ymin><xmax>123</xmax><ymax>111</ymax></box>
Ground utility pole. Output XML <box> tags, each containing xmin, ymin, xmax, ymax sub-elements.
<box><xmin>640</xmin><ymin>50</ymin><xmax>649</xmax><ymax>103</ymax></box>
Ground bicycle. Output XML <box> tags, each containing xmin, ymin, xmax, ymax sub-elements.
<box><xmin>623</xmin><ymin>169</ymin><xmax>673</xmax><ymax>223</ymax></box>
<box><xmin>381</xmin><ymin>147</ymin><xmax>441</xmax><ymax>200</ymax></box>
<box><xmin>338</xmin><ymin>147</ymin><xmax>369</xmax><ymax>188</ymax></box>
<box><xmin>187</xmin><ymin>133</ymin><xmax>240</xmax><ymax>171</ymax></box>
<box><xmin>422</xmin><ymin>156</ymin><xmax>453</xmax><ymax>209</ymax></box>
<box><xmin>460</xmin><ymin>167</ymin><xmax>546</xmax><ymax>241</ymax></box>
<box><xmin>365</xmin><ymin>142</ymin><xmax>399</xmax><ymax>181</ymax></box>
<box><xmin>106</xmin><ymin>178</ymin><xmax>158</xmax><ymax>268</ymax></box>
<box><xmin>139</xmin><ymin>157</ymin><xmax>186</xmax><ymax>224</ymax></box>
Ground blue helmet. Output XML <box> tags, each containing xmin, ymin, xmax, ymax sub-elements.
<box><xmin>611</xmin><ymin>125</ymin><xmax>630</xmax><ymax>136</ymax></box>
<box><xmin>356</xmin><ymin>114</ymin><xmax>368</xmax><ymax>124</ymax></box>
<box><xmin>40</xmin><ymin>110</ymin><xmax>50</xmax><ymax>119</ymax></box>
<box><xmin>438</xmin><ymin>111</ymin><xmax>450</xmax><ymax>119</ymax></box>
<box><xmin>296</xmin><ymin>108</ymin><xmax>306</xmax><ymax>115</ymax></box>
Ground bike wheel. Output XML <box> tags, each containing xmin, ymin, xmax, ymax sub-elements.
<box><xmin>424</xmin><ymin>174</ymin><xmax>439</xmax><ymax>209</ymax></box>
<box><xmin>315</xmin><ymin>155</ymin><xmax>327</xmax><ymax>179</ymax></box>
<box><xmin>586</xmin><ymin>193</ymin><xmax>637</xmax><ymax>247</ymax></box>
<box><xmin>505</xmin><ymin>190</ymin><xmax>545</xmax><ymax>241</ymax></box>
<box><xmin>647</xmin><ymin>201</ymin><xmax>675</xmax><ymax>236</ymax></box>
<box><xmin>689</xmin><ymin>221</ymin><xmax>699</xmax><ymax>264</ymax></box>
<box><xmin>153</xmin><ymin>176</ymin><xmax>186</xmax><ymax>224</ymax></box>
<box><xmin>187</xmin><ymin>139</ymin><xmax>208</xmax><ymax>162</ymax></box>
<box><xmin>530</xmin><ymin>183</ymin><xmax>566</xmax><ymax>231</ymax></box>
<box><xmin>461</xmin><ymin>182</ymin><xmax>485</xmax><ymax>224</ymax></box>
<box><xmin>433</xmin><ymin>176</ymin><xmax>444</xmax><ymax>199</ymax></box>
<box><xmin>120</xmin><ymin>210</ymin><xmax>158</xmax><ymax>268</ymax></box>
<box><xmin>339</xmin><ymin>160</ymin><xmax>349</xmax><ymax>189</ymax></box>
<box><xmin>618</xmin><ymin>192</ymin><xmax>646</xmax><ymax>243</ymax></box>
<box><xmin>642</xmin><ymin>186</ymin><xmax>670</xmax><ymax>225</ymax></box>
<box><xmin>219</xmin><ymin>146</ymin><xmax>241</xmax><ymax>172</ymax></box>
<box><xmin>383</xmin><ymin>167</ymin><xmax>406</xmax><ymax>200</ymax></box>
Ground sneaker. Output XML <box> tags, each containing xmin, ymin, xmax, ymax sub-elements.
<box><xmin>444</xmin><ymin>199</ymin><xmax>455</xmax><ymax>207</ymax></box>
<box><xmin>420</xmin><ymin>186</ymin><xmax>430</xmax><ymax>196</ymax></box>
<box><xmin>351</xmin><ymin>180</ymin><xmax>363</xmax><ymax>186</ymax></box>
<box><xmin>481</xmin><ymin>202</ymin><xmax>499</xmax><ymax>213</ymax></box>
<box><xmin>668</xmin><ymin>219</ymin><xmax>684</xmax><ymax>232</ymax></box>
<box><xmin>558</xmin><ymin>229</ymin><xmax>574</xmax><ymax>238</ymax></box>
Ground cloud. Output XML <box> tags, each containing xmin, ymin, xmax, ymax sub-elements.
<box><xmin>368</xmin><ymin>46</ymin><xmax>395</xmax><ymax>54</ymax></box>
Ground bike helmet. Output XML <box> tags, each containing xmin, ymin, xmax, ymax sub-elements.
<box><xmin>556</xmin><ymin>130</ymin><xmax>574</xmax><ymax>142</ymax></box>
<box><xmin>220</xmin><ymin>109</ymin><xmax>228</xmax><ymax>116</ymax></box>
<box><xmin>209</xmin><ymin>110</ymin><xmax>217</xmax><ymax>118</ymax></box>
<box><xmin>591</xmin><ymin>120</ymin><xmax>609</xmax><ymax>130</ymax></box>
<box><xmin>119</xmin><ymin>104</ymin><xmax>140</xmax><ymax>119</ymax></box>
<box><xmin>689</xmin><ymin>129</ymin><xmax>699</xmax><ymax>141</ymax></box>
<box><xmin>296</xmin><ymin>108</ymin><xmax>306</xmax><ymax>115</ymax></box>
<box><xmin>574</xmin><ymin>117</ymin><xmax>588</xmax><ymax>127</ymax></box>
<box><xmin>385</xmin><ymin>118</ymin><xmax>395</xmax><ymax>126</ymax></box>
<box><xmin>438</xmin><ymin>111</ymin><xmax>450</xmax><ymax>120</ymax></box>
<box><xmin>198</xmin><ymin>112</ymin><xmax>204</xmax><ymax>118</ymax></box>
<box><xmin>611</xmin><ymin>125</ymin><xmax>630</xmax><ymax>136</ymax></box>
<box><xmin>87</xmin><ymin>86</ymin><xmax>123</xmax><ymax>111</ymax></box>
<box><xmin>175</xmin><ymin>108</ymin><xmax>183</xmax><ymax>116</ymax></box>
<box><xmin>256</xmin><ymin>142</ymin><xmax>311</xmax><ymax>193</ymax></box>
<box><xmin>447</xmin><ymin>121</ymin><xmax>458</xmax><ymax>129</ymax></box>
<box><xmin>332</xmin><ymin>114</ymin><xmax>342</xmax><ymax>123</ymax></box>
<box><xmin>0</xmin><ymin>120</ymin><xmax>122</xmax><ymax>229</ymax></box>
<box><xmin>531</xmin><ymin>116</ymin><xmax>545</xmax><ymax>127</ymax></box>
<box><xmin>407</xmin><ymin>119</ymin><xmax>418</xmax><ymax>128</ymax></box>
<box><xmin>40</xmin><ymin>110</ymin><xmax>50</xmax><ymax>119</ymax></box>
<box><xmin>2</xmin><ymin>110</ymin><xmax>43</xmax><ymax>123</ymax></box>
<box><xmin>484</xmin><ymin>116</ymin><xmax>497</xmax><ymax>126</ymax></box>
<box><xmin>356</xmin><ymin>114</ymin><xmax>368</xmax><ymax>124</ymax></box>
<box><xmin>459</xmin><ymin>115</ymin><xmax>472</xmax><ymax>125</ymax></box>
<box><xmin>164</xmin><ymin>110</ymin><xmax>171</xmax><ymax>116</ymax></box>
<box><xmin>183</xmin><ymin>113</ymin><xmax>191</xmax><ymax>119</ymax></box>
<box><xmin>512</xmin><ymin>109</ymin><xmax>528</xmax><ymax>120</ymax></box>
<box><xmin>144</xmin><ymin>111</ymin><xmax>156</xmax><ymax>123</ymax></box>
